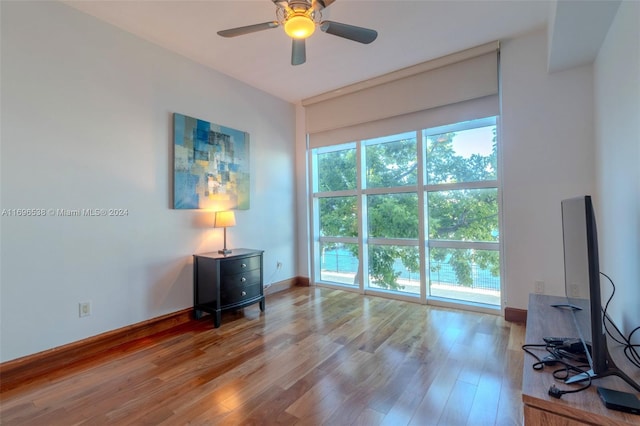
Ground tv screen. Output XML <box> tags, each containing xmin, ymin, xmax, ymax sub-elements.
<box><xmin>561</xmin><ymin>195</ymin><xmax>640</xmax><ymax>391</ymax></box>
<box><xmin>561</xmin><ymin>195</ymin><xmax>605</xmax><ymax>373</ymax></box>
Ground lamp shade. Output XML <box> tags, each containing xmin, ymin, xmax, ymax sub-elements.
<box><xmin>214</xmin><ymin>211</ymin><xmax>236</xmax><ymax>228</ymax></box>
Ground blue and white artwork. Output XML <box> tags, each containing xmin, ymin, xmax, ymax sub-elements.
<box><xmin>173</xmin><ymin>113</ymin><xmax>250</xmax><ymax>209</ymax></box>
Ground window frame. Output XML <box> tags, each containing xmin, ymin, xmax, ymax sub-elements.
<box><xmin>309</xmin><ymin>116</ymin><xmax>502</xmax><ymax>311</ymax></box>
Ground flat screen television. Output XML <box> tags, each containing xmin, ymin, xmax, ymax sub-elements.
<box><xmin>560</xmin><ymin>195</ymin><xmax>640</xmax><ymax>391</ymax></box>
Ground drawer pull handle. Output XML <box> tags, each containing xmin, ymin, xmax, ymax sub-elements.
<box><xmin>241</xmin><ymin>263</ymin><xmax>247</xmax><ymax>268</ymax></box>
<box><xmin>241</xmin><ymin>291</ymin><xmax>247</xmax><ymax>296</ymax></box>
<box><xmin>241</xmin><ymin>277</ymin><xmax>246</xmax><ymax>282</ymax></box>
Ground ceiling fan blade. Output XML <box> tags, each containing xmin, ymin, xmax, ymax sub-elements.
<box><xmin>217</xmin><ymin>21</ymin><xmax>279</xmax><ymax>38</ymax></box>
<box><xmin>312</xmin><ymin>0</ymin><xmax>337</xmax><ymax>10</ymax></box>
<box><xmin>291</xmin><ymin>38</ymin><xmax>306</xmax><ymax>66</ymax></box>
<box><xmin>320</xmin><ymin>21</ymin><xmax>377</xmax><ymax>44</ymax></box>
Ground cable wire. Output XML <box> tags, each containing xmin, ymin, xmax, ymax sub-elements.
<box><xmin>522</xmin><ymin>342</ymin><xmax>593</xmax><ymax>397</ymax></box>
<box><xmin>600</xmin><ymin>272</ymin><xmax>640</xmax><ymax>368</ymax></box>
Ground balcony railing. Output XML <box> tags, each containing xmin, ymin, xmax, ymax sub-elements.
<box><xmin>321</xmin><ymin>249</ymin><xmax>499</xmax><ymax>291</ymax></box>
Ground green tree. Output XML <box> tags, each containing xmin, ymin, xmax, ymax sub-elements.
<box><xmin>365</xmin><ymin>138</ymin><xmax>418</xmax><ymax>290</ymax></box>
<box><xmin>317</xmin><ymin>127</ymin><xmax>499</xmax><ymax>290</ymax></box>
<box><xmin>426</xmin><ymin>128</ymin><xmax>499</xmax><ymax>288</ymax></box>
<box><xmin>317</xmin><ymin>148</ymin><xmax>358</xmax><ymax>277</ymax></box>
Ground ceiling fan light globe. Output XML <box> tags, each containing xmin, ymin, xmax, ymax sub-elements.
<box><xmin>284</xmin><ymin>15</ymin><xmax>315</xmax><ymax>39</ymax></box>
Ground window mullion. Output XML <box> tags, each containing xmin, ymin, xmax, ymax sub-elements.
<box><xmin>429</xmin><ymin>240</ymin><xmax>499</xmax><ymax>250</ymax></box>
<box><xmin>357</xmin><ymin>140</ymin><xmax>366</xmax><ymax>292</ymax></box>
<box><xmin>417</xmin><ymin>129</ymin><xmax>427</xmax><ymax>302</ymax></box>
<box><xmin>363</xmin><ymin>186</ymin><xmax>418</xmax><ymax>195</ymax></box>
<box><xmin>314</xmin><ymin>189</ymin><xmax>359</xmax><ymax>198</ymax></box>
<box><xmin>425</xmin><ymin>180</ymin><xmax>498</xmax><ymax>192</ymax></box>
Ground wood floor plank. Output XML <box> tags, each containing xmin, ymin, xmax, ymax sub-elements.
<box><xmin>354</xmin><ymin>407</ymin><xmax>385</xmax><ymax>426</ymax></box>
<box><xmin>380</xmin><ymin>362</ymin><xmax>437</xmax><ymax>426</ymax></box>
<box><xmin>0</xmin><ymin>287</ymin><xmax>525</xmax><ymax>426</ymax></box>
<box><xmin>437</xmin><ymin>379</ymin><xmax>477</xmax><ymax>426</ymax></box>
<box><xmin>466</xmin><ymin>372</ymin><xmax>502</xmax><ymax>425</ymax></box>
<box><xmin>409</xmin><ymin>356</ymin><xmax>464</xmax><ymax>425</ymax></box>
<box><xmin>284</xmin><ymin>371</ymin><xmax>349</xmax><ymax>423</ymax></box>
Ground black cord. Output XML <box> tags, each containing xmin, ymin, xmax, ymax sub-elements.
<box><xmin>548</xmin><ymin>371</ymin><xmax>592</xmax><ymax>398</ymax></box>
<box><xmin>600</xmin><ymin>272</ymin><xmax>640</xmax><ymax>368</ymax></box>
<box><xmin>522</xmin><ymin>343</ymin><xmax>593</xmax><ymax>398</ymax></box>
<box><xmin>521</xmin><ymin>344</ymin><xmax>550</xmax><ymax>370</ymax></box>
<box><xmin>629</xmin><ymin>325</ymin><xmax>640</xmax><ymax>341</ymax></box>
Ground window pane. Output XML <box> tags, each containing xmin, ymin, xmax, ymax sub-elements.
<box><xmin>368</xmin><ymin>245</ymin><xmax>420</xmax><ymax>294</ymax></box>
<box><xmin>319</xmin><ymin>196</ymin><xmax>357</xmax><ymax>238</ymax></box>
<box><xmin>429</xmin><ymin>248</ymin><xmax>500</xmax><ymax>305</ymax></box>
<box><xmin>311</xmin><ymin>117</ymin><xmax>502</xmax><ymax>308</ymax></box>
<box><xmin>320</xmin><ymin>243</ymin><xmax>359</xmax><ymax>286</ymax></box>
<box><xmin>425</xmin><ymin>124</ymin><xmax>496</xmax><ymax>184</ymax></box>
<box><xmin>365</xmin><ymin>133</ymin><xmax>417</xmax><ymax>188</ymax></box>
<box><xmin>367</xmin><ymin>193</ymin><xmax>419</xmax><ymax>239</ymax></box>
<box><xmin>317</xmin><ymin>147</ymin><xmax>356</xmax><ymax>192</ymax></box>
<box><xmin>427</xmin><ymin>189</ymin><xmax>499</xmax><ymax>242</ymax></box>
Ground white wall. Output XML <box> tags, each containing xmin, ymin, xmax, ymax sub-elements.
<box><xmin>594</xmin><ymin>0</ymin><xmax>640</xmax><ymax>340</ymax></box>
<box><xmin>0</xmin><ymin>1</ymin><xmax>296</xmax><ymax>362</ymax></box>
<box><xmin>500</xmin><ymin>28</ymin><xmax>596</xmax><ymax>310</ymax></box>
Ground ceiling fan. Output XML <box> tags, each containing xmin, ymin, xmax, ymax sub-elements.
<box><xmin>217</xmin><ymin>0</ymin><xmax>378</xmax><ymax>66</ymax></box>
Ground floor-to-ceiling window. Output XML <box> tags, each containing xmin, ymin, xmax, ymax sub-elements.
<box><xmin>311</xmin><ymin>116</ymin><xmax>501</xmax><ymax>308</ymax></box>
<box><xmin>424</xmin><ymin>117</ymin><xmax>500</xmax><ymax>306</ymax></box>
<box><xmin>314</xmin><ymin>143</ymin><xmax>359</xmax><ymax>286</ymax></box>
<box><xmin>363</xmin><ymin>132</ymin><xmax>420</xmax><ymax>296</ymax></box>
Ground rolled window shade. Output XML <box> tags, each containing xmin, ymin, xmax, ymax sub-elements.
<box><xmin>304</xmin><ymin>42</ymin><xmax>499</xmax><ymax>148</ymax></box>
<box><xmin>308</xmin><ymin>94</ymin><xmax>498</xmax><ymax>149</ymax></box>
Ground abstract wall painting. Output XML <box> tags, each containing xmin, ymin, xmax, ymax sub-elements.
<box><xmin>173</xmin><ymin>113</ymin><xmax>250</xmax><ymax>210</ymax></box>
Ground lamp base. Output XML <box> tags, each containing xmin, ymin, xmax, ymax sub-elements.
<box><xmin>218</xmin><ymin>248</ymin><xmax>232</xmax><ymax>255</ymax></box>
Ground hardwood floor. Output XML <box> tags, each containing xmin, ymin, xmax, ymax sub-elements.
<box><xmin>0</xmin><ymin>287</ymin><xmax>526</xmax><ymax>425</ymax></box>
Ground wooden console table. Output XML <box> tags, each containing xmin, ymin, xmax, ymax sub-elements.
<box><xmin>522</xmin><ymin>294</ymin><xmax>640</xmax><ymax>425</ymax></box>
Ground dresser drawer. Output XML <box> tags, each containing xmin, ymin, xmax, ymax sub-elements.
<box><xmin>219</xmin><ymin>268</ymin><xmax>261</xmax><ymax>288</ymax></box>
<box><xmin>220</xmin><ymin>255</ymin><xmax>261</xmax><ymax>276</ymax></box>
<box><xmin>220</xmin><ymin>282</ymin><xmax>261</xmax><ymax>307</ymax></box>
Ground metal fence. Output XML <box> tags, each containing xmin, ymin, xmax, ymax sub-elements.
<box><xmin>321</xmin><ymin>249</ymin><xmax>500</xmax><ymax>291</ymax></box>
<box><xmin>429</xmin><ymin>261</ymin><xmax>499</xmax><ymax>291</ymax></box>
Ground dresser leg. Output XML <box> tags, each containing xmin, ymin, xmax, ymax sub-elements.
<box><xmin>259</xmin><ymin>298</ymin><xmax>265</xmax><ymax>312</ymax></box>
<box><xmin>213</xmin><ymin>310</ymin><xmax>221</xmax><ymax>328</ymax></box>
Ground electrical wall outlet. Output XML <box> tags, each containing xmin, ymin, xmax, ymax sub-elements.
<box><xmin>276</xmin><ymin>261</ymin><xmax>283</xmax><ymax>270</ymax></box>
<box><xmin>79</xmin><ymin>301</ymin><xmax>91</xmax><ymax>317</ymax></box>
<box><xmin>534</xmin><ymin>281</ymin><xmax>545</xmax><ymax>294</ymax></box>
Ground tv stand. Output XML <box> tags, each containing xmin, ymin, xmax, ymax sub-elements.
<box><xmin>560</xmin><ymin>330</ymin><xmax>640</xmax><ymax>392</ymax></box>
<box><xmin>523</xmin><ymin>294</ymin><xmax>640</xmax><ymax>425</ymax></box>
<box><xmin>566</xmin><ymin>367</ymin><xmax>640</xmax><ymax>393</ymax></box>
<box><xmin>550</xmin><ymin>302</ymin><xmax>583</xmax><ymax>311</ymax></box>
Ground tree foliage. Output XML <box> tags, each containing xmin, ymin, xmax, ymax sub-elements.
<box><xmin>317</xmin><ymin>126</ymin><xmax>499</xmax><ymax>290</ymax></box>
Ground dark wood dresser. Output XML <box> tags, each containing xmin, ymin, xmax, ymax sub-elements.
<box><xmin>193</xmin><ymin>249</ymin><xmax>264</xmax><ymax>328</ymax></box>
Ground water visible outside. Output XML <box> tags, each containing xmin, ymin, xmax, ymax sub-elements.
<box><xmin>320</xmin><ymin>248</ymin><xmax>501</xmax><ymax>306</ymax></box>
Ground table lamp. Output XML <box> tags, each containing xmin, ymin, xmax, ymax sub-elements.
<box><xmin>215</xmin><ymin>210</ymin><xmax>236</xmax><ymax>255</ymax></box>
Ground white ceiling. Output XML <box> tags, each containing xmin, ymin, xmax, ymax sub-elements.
<box><xmin>64</xmin><ymin>0</ymin><xmax>552</xmax><ymax>104</ymax></box>
<box><xmin>547</xmin><ymin>0</ymin><xmax>621</xmax><ymax>73</ymax></box>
